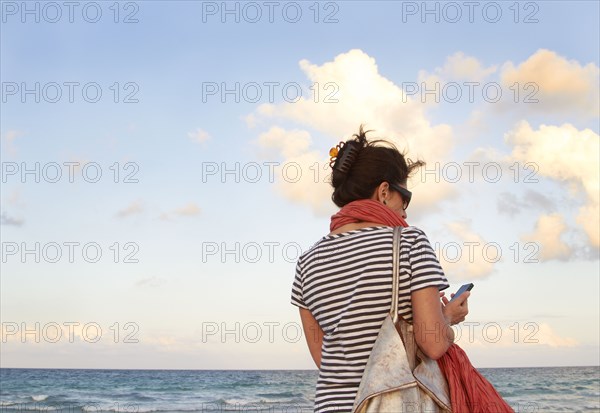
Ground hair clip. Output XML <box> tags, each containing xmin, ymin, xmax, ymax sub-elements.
<box><xmin>329</xmin><ymin>141</ymin><xmax>359</xmax><ymax>174</ymax></box>
<box><xmin>329</xmin><ymin>141</ymin><xmax>345</xmax><ymax>168</ymax></box>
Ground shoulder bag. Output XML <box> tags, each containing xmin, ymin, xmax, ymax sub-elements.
<box><xmin>352</xmin><ymin>226</ymin><xmax>452</xmax><ymax>413</ymax></box>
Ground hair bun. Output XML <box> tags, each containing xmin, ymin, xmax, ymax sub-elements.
<box><xmin>330</xmin><ymin>125</ymin><xmax>425</xmax><ymax>208</ymax></box>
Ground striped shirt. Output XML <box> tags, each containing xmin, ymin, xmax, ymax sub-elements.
<box><xmin>290</xmin><ymin>226</ymin><xmax>449</xmax><ymax>413</ymax></box>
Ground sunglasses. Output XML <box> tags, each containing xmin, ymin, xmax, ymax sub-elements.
<box><xmin>389</xmin><ymin>183</ymin><xmax>412</xmax><ymax>210</ymax></box>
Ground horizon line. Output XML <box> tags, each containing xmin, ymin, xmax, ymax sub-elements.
<box><xmin>1</xmin><ymin>365</ymin><xmax>599</xmax><ymax>371</ymax></box>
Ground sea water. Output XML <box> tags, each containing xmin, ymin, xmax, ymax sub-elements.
<box><xmin>1</xmin><ymin>367</ymin><xmax>598</xmax><ymax>412</ymax></box>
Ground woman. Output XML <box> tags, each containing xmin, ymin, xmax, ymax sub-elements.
<box><xmin>290</xmin><ymin>126</ymin><xmax>470</xmax><ymax>412</ymax></box>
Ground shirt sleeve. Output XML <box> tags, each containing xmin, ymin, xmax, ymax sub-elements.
<box><xmin>290</xmin><ymin>258</ymin><xmax>309</xmax><ymax>309</ymax></box>
<box><xmin>407</xmin><ymin>227</ymin><xmax>450</xmax><ymax>292</ymax></box>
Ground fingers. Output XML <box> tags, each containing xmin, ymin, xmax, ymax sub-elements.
<box><xmin>454</xmin><ymin>291</ymin><xmax>470</xmax><ymax>306</ymax></box>
<box><xmin>452</xmin><ymin>315</ymin><xmax>465</xmax><ymax>324</ymax></box>
<box><xmin>453</xmin><ymin>291</ymin><xmax>470</xmax><ymax>314</ymax></box>
<box><xmin>449</xmin><ymin>306</ymin><xmax>468</xmax><ymax>324</ymax></box>
<box><xmin>443</xmin><ymin>291</ymin><xmax>470</xmax><ymax>325</ymax></box>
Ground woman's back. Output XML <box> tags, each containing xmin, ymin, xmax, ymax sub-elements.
<box><xmin>291</xmin><ymin>225</ymin><xmax>448</xmax><ymax>412</ymax></box>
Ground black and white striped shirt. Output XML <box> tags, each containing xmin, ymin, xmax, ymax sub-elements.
<box><xmin>291</xmin><ymin>226</ymin><xmax>449</xmax><ymax>413</ymax></box>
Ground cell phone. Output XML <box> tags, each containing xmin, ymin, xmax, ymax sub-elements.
<box><xmin>449</xmin><ymin>283</ymin><xmax>474</xmax><ymax>302</ymax></box>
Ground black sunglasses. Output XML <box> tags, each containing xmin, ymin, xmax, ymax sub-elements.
<box><xmin>389</xmin><ymin>183</ymin><xmax>412</xmax><ymax>210</ymax></box>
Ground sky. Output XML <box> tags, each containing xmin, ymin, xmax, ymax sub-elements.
<box><xmin>0</xmin><ymin>0</ymin><xmax>599</xmax><ymax>370</ymax></box>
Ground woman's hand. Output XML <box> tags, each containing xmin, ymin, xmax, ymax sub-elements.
<box><xmin>439</xmin><ymin>291</ymin><xmax>470</xmax><ymax>325</ymax></box>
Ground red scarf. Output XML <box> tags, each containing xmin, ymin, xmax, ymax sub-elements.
<box><xmin>330</xmin><ymin>199</ymin><xmax>514</xmax><ymax>413</ymax></box>
<box><xmin>330</xmin><ymin>199</ymin><xmax>408</xmax><ymax>231</ymax></box>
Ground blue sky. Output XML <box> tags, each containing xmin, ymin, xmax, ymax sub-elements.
<box><xmin>1</xmin><ymin>1</ymin><xmax>599</xmax><ymax>369</ymax></box>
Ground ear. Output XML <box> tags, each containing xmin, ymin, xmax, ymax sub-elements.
<box><xmin>371</xmin><ymin>181</ymin><xmax>390</xmax><ymax>203</ymax></box>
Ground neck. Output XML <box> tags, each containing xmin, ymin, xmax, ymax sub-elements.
<box><xmin>329</xmin><ymin>199</ymin><xmax>408</xmax><ymax>233</ymax></box>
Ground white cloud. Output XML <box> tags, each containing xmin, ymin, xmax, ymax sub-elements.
<box><xmin>455</xmin><ymin>321</ymin><xmax>578</xmax><ymax>349</ymax></box>
<box><xmin>5</xmin><ymin>190</ymin><xmax>24</xmax><ymax>207</ymax></box>
<box><xmin>500</xmin><ymin>49</ymin><xmax>599</xmax><ymax>117</ymax></box>
<box><xmin>249</xmin><ymin>49</ymin><xmax>458</xmax><ymax>216</ymax></box>
<box><xmin>254</xmin><ymin>127</ymin><xmax>334</xmax><ymax>215</ymax></box>
<box><xmin>188</xmin><ymin>128</ymin><xmax>210</xmax><ymax>144</ymax></box>
<box><xmin>257</xmin><ymin>127</ymin><xmax>312</xmax><ymax>159</ymax></box>
<box><xmin>248</xmin><ymin>49</ymin><xmax>599</xmax><ymax>230</ymax></box>
<box><xmin>535</xmin><ymin>323</ymin><xmax>579</xmax><ymax>347</ymax></box>
<box><xmin>506</xmin><ymin>121</ymin><xmax>599</xmax><ymax>247</ymax></box>
<box><xmin>3</xmin><ymin>130</ymin><xmax>22</xmax><ymax>143</ymax></box>
<box><xmin>417</xmin><ymin>51</ymin><xmax>497</xmax><ymax>90</ymax></box>
<box><xmin>437</xmin><ymin>221</ymin><xmax>495</xmax><ymax>280</ymax></box>
<box><xmin>160</xmin><ymin>203</ymin><xmax>201</xmax><ymax>220</ymax></box>
<box><xmin>0</xmin><ymin>211</ymin><xmax>24</xmax><ymax>227</ymax></box>
<box><xmin>135</xmin><ymin>276</ymin><xmax>167</xmax><ymax>288</ymax></box>
<box><xmin>173</xmin><ymin>203</ymin><xmax>201</xmax><ymax>216</ymax></box>
<box><xmin>522</xmin><ymin>213</ymin><xmax>572</xmax><ymax>261</ymax></box>
<box><xmin>256</xmin><ymin>49</ymin><xmax>454</xmax><ymax>158</ymax></box>
<box><xmin>1</xmin><ymin>130</ymin><xmax>25</xmax><ymax>156</ymax></box>
<box><xmin>116</xmin><ymin>200</ymin><xmax>143</xmax><ymax>218</ymax></box>
<box><xmin>0</xmin><ymin>319</ymin><xmax>581</xmax><ymax>369</ymax></box>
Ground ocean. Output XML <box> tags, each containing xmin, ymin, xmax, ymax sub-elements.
<box><xmin>0</xmin><ymin>367</ymin><xmax>598</xmax><ymax>412</ymax></box>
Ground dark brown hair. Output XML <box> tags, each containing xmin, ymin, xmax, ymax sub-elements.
<box><xmin>330</xmin><ymin>125</ymin><xmax>425</xmax><ymax>207</ymax></box>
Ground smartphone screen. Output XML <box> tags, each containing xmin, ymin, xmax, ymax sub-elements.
<box><xmin>449</xmin><ymin>283</ymin><xmax>474</xmax><ymax>302</ymax></box>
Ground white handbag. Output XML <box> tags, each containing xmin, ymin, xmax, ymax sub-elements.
<box><xmin>352</xmin><ymin>226</ymin><xmax>452</xmax><ymax>413</ymax></box>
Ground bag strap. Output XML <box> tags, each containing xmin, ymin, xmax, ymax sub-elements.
<box><xmin>391</xmin><ymin>226</ymin><xmax>418</xmax><ymax>368</ymax></box>
<box><xmin>391</xmin><ymin>226</ymin><xmax>403</xmax><ymax>324</ymax></box>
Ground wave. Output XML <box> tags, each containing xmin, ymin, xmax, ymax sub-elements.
<box><xmin>80</xmin><ymin>405</ymin><xmax>169</xmax><ymax>413</ymax></box>
<box><xmin>255</xmin><ymin>391</ymin><xmax>303</xmax><ymax>398</ymax></box>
